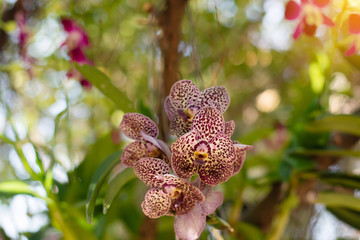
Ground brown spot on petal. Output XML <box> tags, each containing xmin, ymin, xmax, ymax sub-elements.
<box><xmin>192</xmin><ymin>107</ymin><xmax>225</xmax><ymax>142</ymax></box>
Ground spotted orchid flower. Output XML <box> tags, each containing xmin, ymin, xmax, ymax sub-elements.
<box><xmin>171</xmin><ymin>107</ymin><xmax>236</xmax><ymax>185</ymax></box>
<box><xmin>285</xmin><ymin>0</ymin><xmax>334</xmax><ymax>39</ymax></box>
<box><xmin>134</xmin><ymin>157</ymin><xmax>223</xmax><ymax>240</ymax></box>
<box><xmin>134</xmin><ymin>157</ymin><xmax>205</xmax><ymax>217</ymax></box>
<box><xmin>165</xmin><ymin>80</ymin><xmax>230</xmax><ymax>137</ymax></box>
<box><xmin>345</xmin><ymin>14</ymin><xmax>360</xmax><ymax>56</ymax></box>
<box><xmin>119</xmin><ymin>113</ymin><xmax>171</xmax><ymax>167</ymax></box>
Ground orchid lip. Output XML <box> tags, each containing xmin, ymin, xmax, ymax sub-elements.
<box><xmin>195</xmin><ymin>158</ymin><xmax>206</xmax><ymax>165</ymax></box>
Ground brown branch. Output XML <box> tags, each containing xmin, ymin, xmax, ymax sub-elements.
<box><xmin>156</xmin><ymin>0</ymin><xmax>188</xmax><ymax>141</ymax></box>
<box><xmin>138</xmin><ymin>1</ymin><xmax>188</xmax><ymax>239</ymax></box>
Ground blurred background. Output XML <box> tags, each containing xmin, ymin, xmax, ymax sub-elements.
<box><xmin>1</xmin><ymin>0</ymin><xmax>360</xmax><ymax>239</ymax></box>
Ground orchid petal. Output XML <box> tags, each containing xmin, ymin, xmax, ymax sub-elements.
<box><xmin>174</xmin><ymin>203</ymin><xmax>206</xmax><ymax>240</ymax></box>
<box><xmin>61</xmin><ymin>18</ymin><xmax>77</xmax><ymax>32</ymax></box>
<box><xmin>285</xmin><ymin>1</ymin><xmax>301</xmax><ymax>20</ymax></box>
<box><xmin>141</xmin><ymin>188</ymin><xmax>171</xmax><ymax>218</ymax></box>
<box><xmin>163</xmin><ymin>175</ymin><xmax>205</xmax><ymax>215</ymax></box>
<box><xmin>322</xmin><ymin>14</ymin><xmax>335</xmax><ymax>27</ymax></box>
<box><xmin>164</xmin><ymin>96</ymin><xmax>177</xmax><ymax>121</ymax></box>
<box><xmin>303</xmin><ymin>23</ymin><xmax>317</xmax><ymax>36</ymax></box>
<box><xmin>169</xmin><ymin>80</ymin><xmax>200</xmax><ymax>110</ymax></box>
<box><xmin>345</xmin><ymin>43</ymin><xmax>357</xmax><ymax>56</ymax></box>
<box><xmin>69</xmin><ymin>48</ymin><xmax>87</xmax><ymax>63</ymax></box>
<box><xmin>198</xmin><ymin>135</ymin><xmax>235</xmax><ymax>185</ymax></box>
<box><xmin>134</xmin><ymin>157</ymin><xmax>170</xmax><ymax>187</ymax></box>
<box><xmin>200</xmin><ymin>86</ymin><xmax>230</xmax><ymax>113</ymax></box>
<box><xmin>224</xmin><ymin>120</ymin><xmax>235</xmax><ymax>138</ymax></box>
<box><xmin>313</xmin><ymin>0</ymin><xmax>330</xmax><ymax>8</ymax></box>
<box><xmin>203</xmin><ymin>190</ymin><xmax>223</xmax><ymax>215</ymax></box>
<box><xmin>121</xmin><ymin>141</ymin><xmax>148</xmax><ymax>167</ymax></box>
<box><xmin>169</xmin><ymin>114</ymin><xmax>192</xmax><ymax>137</ymax></box>
<box><xmin>192</xmin><ymin>107</ymin><xmax>225</xmax><ymax>141</ymax></box>
<box><xmin>293</xmin><ymin>22</ymin><xmax>303</xmax><ymax>39</ymax></box>
<box><xmin>171</xmin><ymin>131</ymin><xmax>198</xmax><ymax>178</ymax></box>
<box><xmin>233</xmin><ymin>143</ymin><xmax>252</xmax><ymax>175</ymax></box>
<box><xmin>120</xmin><ymin>113</ymin><xmax>158</xmax><ymax>140</ymax></box>
<box><xmin>349</xmin><ymin>14</ymin><xmax>360</xmax><ymax>34</ymax></box>
<box><xmin>141</xmin><ymin>132</ymin><xmax>172</xmax><ymax>161</ymax></box>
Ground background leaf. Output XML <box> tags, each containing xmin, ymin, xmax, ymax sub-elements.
<box><xmin>76</xmin><ymin>64</ymin><xmax>135</xmax><ymax>112</ymax></box>
<box><xmin>86</xmin><ymin>150</ymin><xmax>122</xmax><ymax>224</ymax></box>
<box><xmin>306</xmin><ymin>115</ymin><xmax>360</xmax><ymax>136</ymax></box>
<box><xmin>103</xmin><ymin>167</ymin><xmax>136</xmax><ymax>214</ymax></box>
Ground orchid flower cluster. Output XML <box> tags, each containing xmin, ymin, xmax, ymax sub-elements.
<box><xmin>118</xmin><ymin>80</ymin><xmax>252</xmax><ymax>240</ymax></box>
<box><xmin>284</xmin><ymin>0</ymin><xmax>360</xmax><ymax>56</ymax></box>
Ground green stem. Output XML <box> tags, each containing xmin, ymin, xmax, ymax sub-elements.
<box><xmin>265</xmin><ymin>178</ymin><xmax>299</xmax><ymax>240</ymax></box>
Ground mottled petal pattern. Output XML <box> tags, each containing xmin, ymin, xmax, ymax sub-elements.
<box><xmin>197</xmin><ymin>135</ymin><xmax>236</xmax><ymax>185</ymax></box>
<box><xmin>164</xmin><ymin>96</ymin><xmax>177</xmax><ymax>121</ymax></box>
<box><xmin>203</xmin><ymin>190</ymin><xmax>223</xmax><ymax>215</ymax></box>
<box><xmin>121</xmin><ymin>141</ymin><xmax>148</xmax><ymax>167</ymax></box>
<box><xmin>174</xmin><ymin>203</ymin><xmax>206</xmax><ymax>240</ymax></box>
<box><xmin>224</xmin><ymin>120</ymin><xmax>235</xmax><ymax>138</ymax></box>
<box><xmin>120</xmin><ymin>113</ymin><xmax>158</xmax><ymax>140</ymax></box>
<box><xmin>233</xmin><ymin>142</ymin><xmax>253</xmax><ymax>175</ymax></box>
<box><xmin>163</xmin><ymin>175</ymin><xmax>205</xmax><ymax>215</ymax></box>
<box><xmin>169</xmin><ymin>80</ymin><xmax>200</xmax><ymax>110</ymax></box>
<box><xmin>169</xmin><ymin>115</ymin><xmax>192</xmax><ymax>137</ymax></box>
<box><xmin>198</xmin><ymin>160</ymin><xmax>233</xmax><ymax>185</ymax></box>
<box><xmin>141</xmin><ymin>188</ymin><xmax>171</xmax><ymax>218</ymax></box>
<box><xmin>171</xmin><ymin>131</ymin><xmax>198</xmax><ymax>178</ymax></box>
<box><xmin>134</xmin><ymin>157</ymin><xmax>170</xmax><ymax>187</ymax></box>
<box><xmin>200</xmin><ymin>86</ymin><xmax>230</xmax><ymax>113</ymax></box>
<box><xmin>192</xmin><ymin>107</ymin><xmax>225</xmax><ymax>141</ymax></box>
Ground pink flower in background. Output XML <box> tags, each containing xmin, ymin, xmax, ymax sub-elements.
<box><xmin>345</xmin><ymin>14</ymin><xmax>360</xmax><ymax>56</ymax></box>
<box><xmin>60</xmin><ymin>17</ymin><xmax>92</xmax><ymax>89</ymax></box>
<box><xmin>285</xmin><ymin>0</ymin><xmax>334</xmax><ymax>39</ymax></box>
<box><xmin>15</xmin><ymin>10</ymin><xmax>35</xmax><ymax>78</ymax></box>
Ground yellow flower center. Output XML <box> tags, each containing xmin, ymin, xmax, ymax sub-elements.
<box><xmin>184</xmin><ymin>109</ymin><xmax>195</xmax><ymax>122</ymax></box>
<box><xmin>194</xmin><ymin>151</ymin><xmax>208</xmax><ymax>160</ymax></box>
<box><xmin>164</xmin><ymin>186</ymin><xmax>182</xmax><ymax>199</ymax></box>
<box><xmin>303</xmin><ymin>4</ymin><xmax>322</xmax><ymax>26</ymax></box>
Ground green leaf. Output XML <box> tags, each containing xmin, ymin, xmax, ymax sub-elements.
<box><xmin>237</xmin><ymin>222</ymin><xmax>265</xmax><ymax>240</ymax></box>
<box><xmin>86</xmin><ymin>150</ymin><xmax>122</xmax><ymax>224</ymax></box>
<box><xmin>0</xmin><ymin>180</ymin><xmax>44</xmax><ymax>200</ymax></box>
<box><xmin>319</xmin><ymin>172</ymin><xmax>360</xmax><ymax>190</ymax></box>
<box><xmin>206</xmin><ymin>214</ymin><xmax>234</xmax><ymax>232</ymax></box>
<box><xmin>327</xmin><ymin>207</ymin><xmax>360</xmax><ymax>230</ymax></box>
<box><xmin>103</xmin><ymin>167</ymin><xmax>136</xmax><ymax>214</ymax></box>
<box><xmin>306</xmin><ymin>115</ymin><xmax>360</xmax><ymax>136</ymax></box>
<box><xmin>76</xmin><ymin>64</ymin><xmax>135</xmax><ymax>112</ymax></box>
<box><xmin>316</xmin><ymin>192</ymin><xmax>360</xmax><ymax>212</ymax></box>
<box><xmin>291</xmin><ymin>148</ymin><xmax>360</xmax><ymax>158</ymax></box>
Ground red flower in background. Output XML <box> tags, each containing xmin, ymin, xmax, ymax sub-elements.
<box><xmin>60</xmin><ymin>18</ymin><xmax>92</xmax><ymax>89</ymax></box>
<box><xmin>285</xmin><ymin>0</ymin><xmax>334</xmax><ymax>39</ymax></box>
<box><xmin>345</xmin><ymin>14</ymin><xmax>360</xmax><ymax>56</ymax></box>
